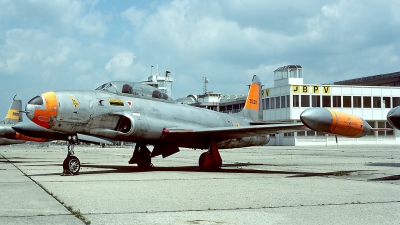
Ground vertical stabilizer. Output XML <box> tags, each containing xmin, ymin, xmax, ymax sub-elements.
<box><xmin>1</xmin><ymin>95</ymin><xmax>23</xmax><ymax>125</ymax></box>
<box><xmin>241</xmin><ymin>75</ymin><xmax>263</xmax><ymax>122</ymax></box>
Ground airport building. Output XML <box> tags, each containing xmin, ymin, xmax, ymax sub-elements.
<box><xmin>141</xmin><ymin>69</ymin><xmax>174</xmax><ymax>97</ymax></box>
<box><xmin>187</xmin><ymin>66</ymin><xmax>400</xmax><ymax>146</ymax></box>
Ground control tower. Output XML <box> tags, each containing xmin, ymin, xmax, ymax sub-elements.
<box><xmin>273</xmin><ymin>65</ymin><xmax>303</xmax><ymax>87</ymax></box>
<box><xmin>147</xmin><ymin>70</ymin><xmax>174</xmax><ymax>97</ymax></box>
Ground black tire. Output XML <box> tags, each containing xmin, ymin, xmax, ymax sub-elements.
<box><xmin>63</xmin><ymin>156</ymin><xmax>80</xmax><ymax>175</ymax></box>
<box><xmin>198</xmin><ymin>152</ymin><xmax>207</xmax><ymax>170</ymax></box>
<box><xmin>136</xmin><ymin>150</ymin><xmax>151</xmax><ymax>169</ymax></box>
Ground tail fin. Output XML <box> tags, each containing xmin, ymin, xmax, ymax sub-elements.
<box><xmin>0</xmin><ymin>95</ymin><xmax>23</xmax><ymax>125</ymax></box>
<box><xmin>239</xmin><ymin>75</ymin><xmax>263</xmax><ymax>122</ymax></box>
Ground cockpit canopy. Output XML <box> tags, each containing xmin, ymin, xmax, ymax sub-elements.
<box><xmin>95</xmin><ymin>81</ymin><xmax>174</xmax><ymax>102</ymax></box>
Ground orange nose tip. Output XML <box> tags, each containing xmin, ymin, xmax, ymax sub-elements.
<box><xmin>32</xmin><ymin>92</ymin><xmax>58</xmax><ymax>128</ymax></box>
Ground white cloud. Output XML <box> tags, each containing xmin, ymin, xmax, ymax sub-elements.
<box><xmin>75</xmin><ymin>11</ymin><xmax>109</xmax><ymax>38</ymax></box>
<box><xmin>121</xmin><ymin>6</ymin><xmax>146</xmax><ymax>28</ymax></box>
<box><xmin>321</xmin><ymin>5</ymin><xmax>340</xmax><ymax>19</ymax></box>
<box><xmin>105</xmin><ymin>52</ymin><xmax>136</xmax><ymax>78</ymax></box>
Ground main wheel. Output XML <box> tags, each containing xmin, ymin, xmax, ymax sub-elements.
<box><xmin>198</xmin><ymin>152</ymin><xmax>207</xmax><ymax>170</ymax></box>
<box><xmin>63</xmin><ymin>156</ymin><xmax>81</xmax><ymax>175</ymax></box>
<box><xmin>136</xmin><ymin>150</ymin><xmax>152</xmax><ymax>169</ymax></box>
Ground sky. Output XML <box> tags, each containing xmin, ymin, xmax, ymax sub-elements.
<box><xmin>0</xmin><ymin>0</ymin><xmax>399</xmax><ymax>115</ymax></box>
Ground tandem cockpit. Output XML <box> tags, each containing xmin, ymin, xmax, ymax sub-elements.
<box><xmin>95</xmin><ymin>81</ymin><xmax>175</xmax><ymax>103</ymax></box>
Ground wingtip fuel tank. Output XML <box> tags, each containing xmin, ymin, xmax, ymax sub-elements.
<box><xmin>387</xmin><ymin>106</ymin><xmax>400</xmax><ymax>130</ymax></box>
<box><xmin>300</xmin><ymin>107</ymin><xmax>373</xmax><ymax>138</ymax></box>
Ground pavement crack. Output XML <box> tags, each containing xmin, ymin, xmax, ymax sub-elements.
<box><xmin>84</xmin><ymin>200</ymin><xmax>400</xmax><ymax>216</ymax></box>
<box><xmin>0</xmin><ymin>153</ymin><xmax>91</xmax><ymax>225</ymax></box>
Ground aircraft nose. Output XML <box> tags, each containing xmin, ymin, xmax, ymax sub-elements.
<box><xmin>300</xmin><ymin>108</ymin><xmax>332</xmax><ymax>133</ymax></box>
<box><xmin>26</xmin><ymin>95</ymin><xmax>43</xmax><ymax>121</ymax></box>
<box><xmin>25</xmin><ymin>92</ymin><xmax>58</xmax><ymax>128</ymax></box>
<box><xmin>387</xmin><ymin>106</ymin><xmax>400</xmax><ymax>130</ymax></box>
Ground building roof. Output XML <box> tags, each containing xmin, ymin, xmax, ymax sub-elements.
<box><xmin>273</xmin><ymin>65</ymin><xmax>302</xmax><ymax>72</ymax></box>
<box><xmin>334</xmin><ymin>71</ymin><xmax>400</xmax><ymax>86</ymax></box>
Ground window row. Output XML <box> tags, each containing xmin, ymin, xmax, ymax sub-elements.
<box><xmin>292</xmin><ymin>95</ymin><xmax>400</xmax><ymax>108</ymax></box>
<box><xmin>263</xmin><ymin>95</ymin><xmax>400</xmax><ymax>109</ymax></box>
<box><xmin>262</xmin><ymin>95</ymin><xmax>290</xmax><ymax>110</ymax></box>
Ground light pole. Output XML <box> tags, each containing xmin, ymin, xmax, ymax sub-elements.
<box><xmin>151</xmin><ymin>65</ymin><xmax>153</xmax><ymax>76</ymax></box>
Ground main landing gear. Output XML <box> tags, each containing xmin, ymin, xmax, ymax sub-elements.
<box><xmin>198</xmin><ymin>140</ymin><xmax>222</xmax><ymax>170</ymax></box>
<box><xmin>61</xmin><ymin>135</ymin><xmax>81</xmax><ymax>176</ymax></box>
<box><xmin>128</xmin><ymin>143</ymin><xmax>153</xmax><ymax>169</ymax></box>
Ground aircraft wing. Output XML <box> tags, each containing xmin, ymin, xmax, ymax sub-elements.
<box><xmin>162</xmin><ymin>122</ymin><xmax>309</xmax><ymax>140</ymax></box>
<box><xmin>77</xmin><ymin>133</ymin><xmax>114</xmax><ymax>145</ymax></box>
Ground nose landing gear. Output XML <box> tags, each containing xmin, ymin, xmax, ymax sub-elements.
<box><xmin>61</xmin><ymin>135</ymin><xmax>81</xmax><ymax>176</ymax></box>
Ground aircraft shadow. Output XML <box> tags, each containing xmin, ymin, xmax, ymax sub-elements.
<box><xmin>367</xmin><ymin>162</ymin><xmax>400</xmax><ymax>167</ymax></box>
<box><xmin>365</xmin><ymin>163</ymin><xmax>400</xmax><ymax>181</ymax></box>
<box><xmin>368</xmin><ymin>175</ymin><xmax>400</xmax><ymax>181</ymax></box>
<box><xmin>29</xmin><ymin>162</ymin><xmax>362</xmax><ymax>178</ymax></box>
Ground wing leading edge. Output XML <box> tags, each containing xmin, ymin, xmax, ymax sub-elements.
<box><xmin>162</xmin><ymin>122</ymin><xmax>309</xmax><ymax>140</ymax></box>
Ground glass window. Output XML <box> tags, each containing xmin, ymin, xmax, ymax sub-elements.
<box><xmin>271</xmin><ymin>97</ymin><xmax>275</xmax><ymax>109</ymax></box>
<box><xmin>275</xmin><ymin>96</ymin><xmax>280</xmax><ymax>109</ymax></box>
<box><xmin>290</xmin><ymin>70</ymin><xmax>297</xmax><ymax>78</ymax></box>
<box><xmin>297</xmin><ymin>131</ymin><xmax>305</xmax><ymax>136</ymax></box>
<box><xmin>293</xmin><ymin>95</ymin><xmax>299</xmax><ymax>107</ymax></box>
<box><xmin>322</xmin><ymin>96</ymin><xmax>331</xmax><ymax>107</ymax></box>
<box><xmin>363</xmin><ymin>96</ymin><xmax>371</xmax><ymax>108</ymax></box>
<box><xmin>286</xmin><ymin>95</ymin><xmax>290</xmax><ymax>107</ymax></box>
<box><xmin>333</xmin><ymin>96</ymin><xmax>341</xmax><ymax>107</ymax></box>
<box><xmin>373</xmin><ymin>97</ymin><xmax>381</xmax><ymax>108</ymax></box>
<box><xmin>353</xmin><ymin>96</ymin><xmax>361</xmax><ymax>108</ymax></box>
<box><xmin>306</xmin><ymin>130</ymin><xmax>315</xmax><ymax>136</ymax></box>
<box><xmin>28</xmin><ymin>96</ymin><xmax>43</xmax><ymax>105</ymax></box>
<box><xmin>383</xmin><ymin>97</ymin><xmax>391</xmax><ymax>108</ymax></box>
<box><xmin>281</xmin><ymin>96</ymin><xmax>286</xmax><ymax>108</ymax></box>
<box><xmin>284</xmin><ymin>132</ymin><xmax>294</xmax><ymax>136</ymax></box>
<box><xmin>301</xmin><ymin>95</ymin><xmax>310</xmax><ymax>107</ymax></box>
<box><xmin>393</xmin><ymin>97</ymin><xmax>400</xmax><ymax>107</ymax></box>
<box><xmin>343</xmin><ymin>96</ymin><xmax>351</xmax><ymax>107</ymax></box>
<box><xmin>265</xmin><ymin>98</ymin><xmax>270</xmax><ymax>109</ymax></box>
<box><xmin>312</xmin><ymin>95</ymin><xmax>320</xmax><ymax>107</ymax></box>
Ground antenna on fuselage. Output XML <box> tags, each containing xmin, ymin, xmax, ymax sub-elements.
<box><xmin>203</xmin><ymin>77</ymin><xmax>209</xmax><ymax>94</ymax></box>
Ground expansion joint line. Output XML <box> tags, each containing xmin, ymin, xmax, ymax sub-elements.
<box><xmin>0</xmin><ymin>153</ymin><xmax>91</xmax><ymax>225</ymax></box>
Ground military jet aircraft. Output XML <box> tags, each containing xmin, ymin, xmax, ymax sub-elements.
<box><xmin>387</xmin><ymin>106</ymin><xmax>400</xmax><ymax>130</ymax></box>
<box><xmin>22</xmin><ymin>75</ymin><xmax>379</xmax><ymax>175</ymax></box>
<box><xmin>0</xmin><ymin>95</ymin><xmax>48</xmax><ymax>145</ymax></box>
<box><xmin>22</xmin><ymin>75</ymin><xmax>313</xmax><ymax>174</ymax></box>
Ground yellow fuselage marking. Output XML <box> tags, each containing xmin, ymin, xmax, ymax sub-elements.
<box><xmin>69</xmin><ymin>95</ymin><xmax>80</xmax><ymax>107</ymax></box>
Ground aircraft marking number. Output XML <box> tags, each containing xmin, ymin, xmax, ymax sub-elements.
<box><xmin>249</xmin><ymin>99</ymin><xmax>257</xmax><ymax>105</ymax></box>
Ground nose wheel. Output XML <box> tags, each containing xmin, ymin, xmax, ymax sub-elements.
<box><xmin>61</xmin><ymin>135</ymin><xmax>81</xmax><ymax>176</ymax></box>
<box><xmin>62</xmin><ymin>155</ymin><xmax>80</xmax><ymax>175</ymax></box>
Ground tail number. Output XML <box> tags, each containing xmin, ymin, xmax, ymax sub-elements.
<box><xmin>249</xmin><ymin>99</ymin><xmax>257</xmax><ymax>105</ymax></box>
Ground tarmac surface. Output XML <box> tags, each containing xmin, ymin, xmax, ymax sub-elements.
<box><xmin>0</xmin><ymin>144</ymin><xmax>399</xmax><ymax>225</ymax></box>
